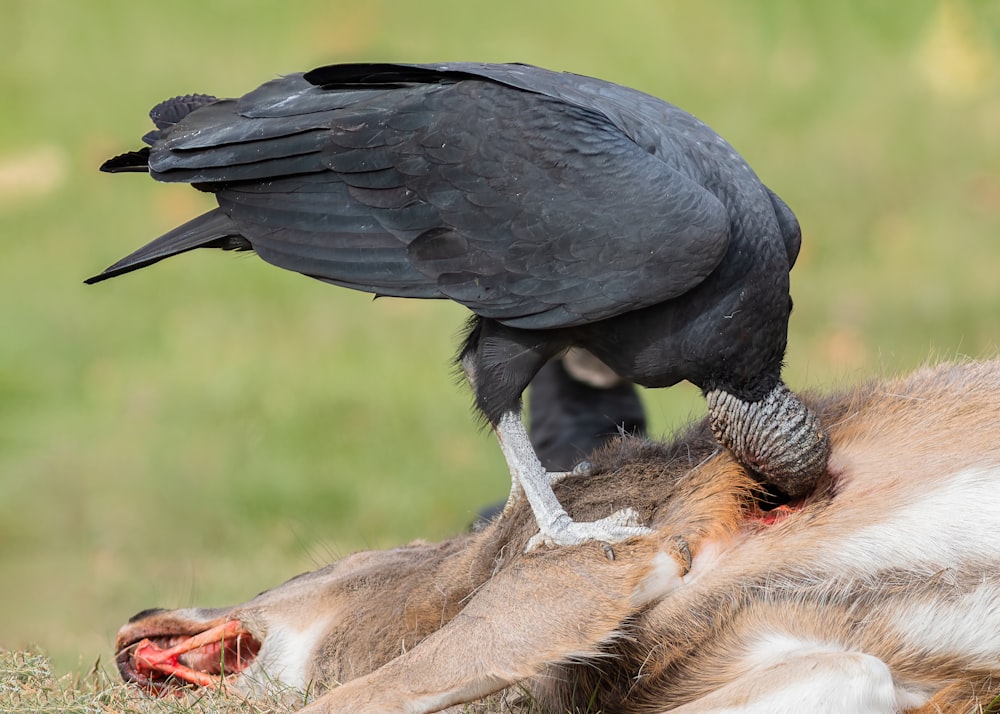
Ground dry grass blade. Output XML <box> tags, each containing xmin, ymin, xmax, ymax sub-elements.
<box><xmin>0</xmin><ymin>649</ymin><xmax>305</xmax><ymax>714</ymax></box>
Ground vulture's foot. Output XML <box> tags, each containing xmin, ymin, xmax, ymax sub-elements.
<box><xmin>495</xmin><ymin>412</ymin><xmax>652</xmax><ymax>552</ymax></box>
<box><xmin>544</xmin><ymin>460</ymin><xmax>592</xmax><ymax>490</ymax></box>
<box><xmin>524</xmin><ymin>506</ymin><xmax>648</xmax><ymax>552</ymax></box>
<box><xmin>706</xmin><ymin>381</ymin><xmax>830</xmax><ymax>498</ymax></box>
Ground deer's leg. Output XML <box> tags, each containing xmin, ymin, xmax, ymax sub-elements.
<box><xmin>299</xmin><ymin>534</ymin><xmax>685</xmax><ymax>714</ymax></box>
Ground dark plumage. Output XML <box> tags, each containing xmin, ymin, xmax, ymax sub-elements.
<box><xmin>90</xmin><ymin>62</ymin><xmax>829</xmax><ymax>547</ymax></box>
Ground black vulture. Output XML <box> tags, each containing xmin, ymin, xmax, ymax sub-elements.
<box><xmin>88</xmin><ymin>62</ymin><xmax>829</xmax><ymax>549</ymax></box>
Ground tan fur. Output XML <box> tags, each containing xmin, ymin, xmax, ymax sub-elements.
<box><xmin>116</xmin><ymin>360</ymin><xmax>1000</xmax><ymax>713</ymax></box>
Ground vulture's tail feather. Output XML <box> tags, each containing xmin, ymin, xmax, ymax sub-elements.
<box><xmin>99</xmin><ymin>94</ymin><xmax>220</xmax><ymax>173</ymax></box>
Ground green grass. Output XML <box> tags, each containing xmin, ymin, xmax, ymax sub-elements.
<box><xmin>0</xmin><ymin>0</ymin><xmax>997</xmax><ymax>690</ymax></box>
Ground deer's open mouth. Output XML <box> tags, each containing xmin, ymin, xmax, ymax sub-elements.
<box><xmin>116</xmin><ymin>618</ymin><xmax>261</xmax><ymax>695</ymax></box>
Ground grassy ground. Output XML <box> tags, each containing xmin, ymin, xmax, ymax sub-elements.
<box><xmin>0</xmin><ymin>648</ymin><xmax>306</xmax><ymax>713</ymax></box>
<box><xmin>1</xmin><ymin>0</ymin><xmax>998</xmax><ymax>700</ymax></box>
<box><xmin>0</xmin><ymin>648</ymin><xmax>519</xmax><ymax>713</ymax></box>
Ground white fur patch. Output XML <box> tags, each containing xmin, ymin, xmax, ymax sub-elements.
<box><xmin>833</xmin><ymin>466</ymin><xmax>1000</xmax><ymax>575</ymax></box>
<box><xmin>631</xmin><ymin>551</ymin><xmax>684</xmax><ymax>607</ymax></box>
<box><xmin>887</xmin><ymin>579</ymin><xmax>1000</xmax><ymax>668</ymax></box>
<box><xmin>242</xmin><ymin>616</ymin><xmax>332</xmax><ymax>693</ymax></box>
<box><xmin>631</xmin><ymin>537</ymin><xmax>737</xmax><ymax>608</ymax></box>
<box><xmin>683</xmin><ymin>537</ymin><xmax>732</xmax><ymax>585</ymax></box>
<box><xmin>669</xmin><ymin>634</ymin><xmax>925</xmax><ymax>713</ymax></box>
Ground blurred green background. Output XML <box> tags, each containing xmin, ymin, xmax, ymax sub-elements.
<box><xmin>1</xmin><ymin>0</ymin><xmax>997</xmax><ymax>675</ymax></box>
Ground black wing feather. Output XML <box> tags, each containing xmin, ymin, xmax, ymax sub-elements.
<box><xmin>95</xmin><ymin>63</ymin><xmax>742</xmax><ymax>329</ymax></box>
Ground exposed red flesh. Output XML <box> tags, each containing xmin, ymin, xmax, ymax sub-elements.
<box><xmin>133</xmin><ymin>640</ymin><xmax>221</xmax><ymax>688</ymax></box>
<box><xmin>123</xmin><ymin>619</ymin><xmax>260</xmax><ymax>693</ymax></box>
<box><xmin>748</xmin><ymin>501</ymin><xmax>803</xmax><ymax>526</ymax></box>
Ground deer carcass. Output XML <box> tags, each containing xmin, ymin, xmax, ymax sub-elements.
<box><xmin>116</xmin><ymin>360</ymin><xmax>1000</xmax><ymax>713</ymax></box>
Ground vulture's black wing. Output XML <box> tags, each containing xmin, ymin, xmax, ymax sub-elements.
<box><xmin>91</xmin><ymin>63</ymin><xmax>732</xmax><ymax>330</ymax></box>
